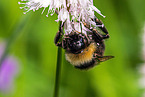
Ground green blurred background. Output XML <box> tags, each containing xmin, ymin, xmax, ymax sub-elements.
<box><xmin>0</xmin><ymin>0</ymin><xmax>145</xmax><ymax>97</ymax></box>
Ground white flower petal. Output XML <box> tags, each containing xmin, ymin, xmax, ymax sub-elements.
<box><xmin>19</xmin><ymin>0</ymin><xmax>106</xmax><ymax>34</ymax></box>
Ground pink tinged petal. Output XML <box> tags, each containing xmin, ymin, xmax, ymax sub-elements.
<box><xmin>0</xmin><ymin>56</ymin><xmax>19</xmax><ymax>94</ymax></box>
<box><xmin>90</xmin><ymin>5</ymin><xmax>106</xmax><ymax>18</ymax></box>
<box><xmin>18</xmin><ymin>0</ymin><xmax>105</xmax><ymax>35</ymax></box>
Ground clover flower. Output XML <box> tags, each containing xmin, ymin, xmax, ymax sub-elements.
<box><xmin>0</xmin><ymin>42</ymin><xmax>19</xmax><ymax>94</ymax></box>
<box><xmin>18</xmin><ymin>0</ymin><xmax>105</xmax><ymax>34</ymax></box>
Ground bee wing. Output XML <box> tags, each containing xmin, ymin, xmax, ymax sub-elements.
<box><xmin>98</xmin><ymin>56</ymin><xmax>114</xmax><ymax>62</ymax></box>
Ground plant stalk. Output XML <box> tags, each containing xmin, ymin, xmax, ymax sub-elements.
<box><xmin>53</xmin><ymin>47</ymin><xmax>62</xmax><ymax>97</ymax></box>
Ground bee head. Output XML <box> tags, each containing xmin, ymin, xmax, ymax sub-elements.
<box><xmin>67</xmin><ymin>32</ymin><xmax>88</xmax><ymax>54</ymax></box>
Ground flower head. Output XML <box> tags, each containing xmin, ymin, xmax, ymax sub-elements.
<box><xmin>0</xmin><ymin>42</ymin><xmax>20</xmax><ymax>94</ymax></box>
<box><xmin>19</xmin><ymin>0</ymin><xmax>105</xmax><ymax>34</ymax></box>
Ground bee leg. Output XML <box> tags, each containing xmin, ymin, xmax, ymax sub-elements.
<box><xmin>97</xmin><ymin>56</ymin><xmax>114</xmax><ymax>62</ymax></box>
<box><xmin>93</xmin><ymin>17</ymin><xmax>108</xmax><ymax>34</ymax></box>
<box><xmin>54</xmin><ymin>22</ymin><xmax>64</xmax><ymax>47</ymax></box>
<box><xmin>83</xmin><ymin>22</ymin><xmax>109</xmax><ymax>41</ymax></box>
<box><xmin>61</xmin><ymin>39</ymin><xmax>67</xmax><ymax>49</ymax></box>
<box><xmin>92</xmin><ymin>28</ymin><xmax>104</xmax><ymax>41</ymax></box>
<box><xmin>93</xmin><ymin>17</ymin><xmax>110</xmax><ymax>39</ymax></box>
<box><xmin>94</xmin><ymin>53</ymin><xmax>114</xmax><ymax>62</ymax></box>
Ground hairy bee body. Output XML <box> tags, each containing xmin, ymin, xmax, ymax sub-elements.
<box><xmin>54</xmin><ymin>19</ymin><xmax>114</xmax><ymax>70</ymax></box>
<box><xmin>65</xmin><ymin>43</ymin><xmax>97</xmax><ymax>69</ymax></box>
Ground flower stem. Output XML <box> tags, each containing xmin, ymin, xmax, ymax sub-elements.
<box><xmin>53</xmin><ymin>47</ymin><xmax>62</xmax><ymax>97</ymax></box>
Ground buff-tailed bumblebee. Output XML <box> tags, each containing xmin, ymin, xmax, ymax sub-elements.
<box><xmin>54</xmin><ymin>18</ymin><xmax>114</xmax><ymax>70</ymax></box>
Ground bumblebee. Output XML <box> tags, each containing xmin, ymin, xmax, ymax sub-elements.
<box><xmin>54</xmin><ymin>18</ymin><xmax>114</xmax><ymax>69</ymax></box>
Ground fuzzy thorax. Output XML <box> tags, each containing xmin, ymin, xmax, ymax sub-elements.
<box><xmin>65</xmin><ymin>43</ymin><xmax>96</xmax><ymax>66</ymax></box>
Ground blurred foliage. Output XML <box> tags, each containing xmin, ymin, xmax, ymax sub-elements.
<box><xmin>0</xmin><ymin>0</ymin><xmax>145</xmax><ymax>97</ymax></box>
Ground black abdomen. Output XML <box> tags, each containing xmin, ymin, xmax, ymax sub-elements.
<box><xmin>74</xmin><ymin>59</ymin><xmax>96</xmax><ymax>69</ymax></box>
